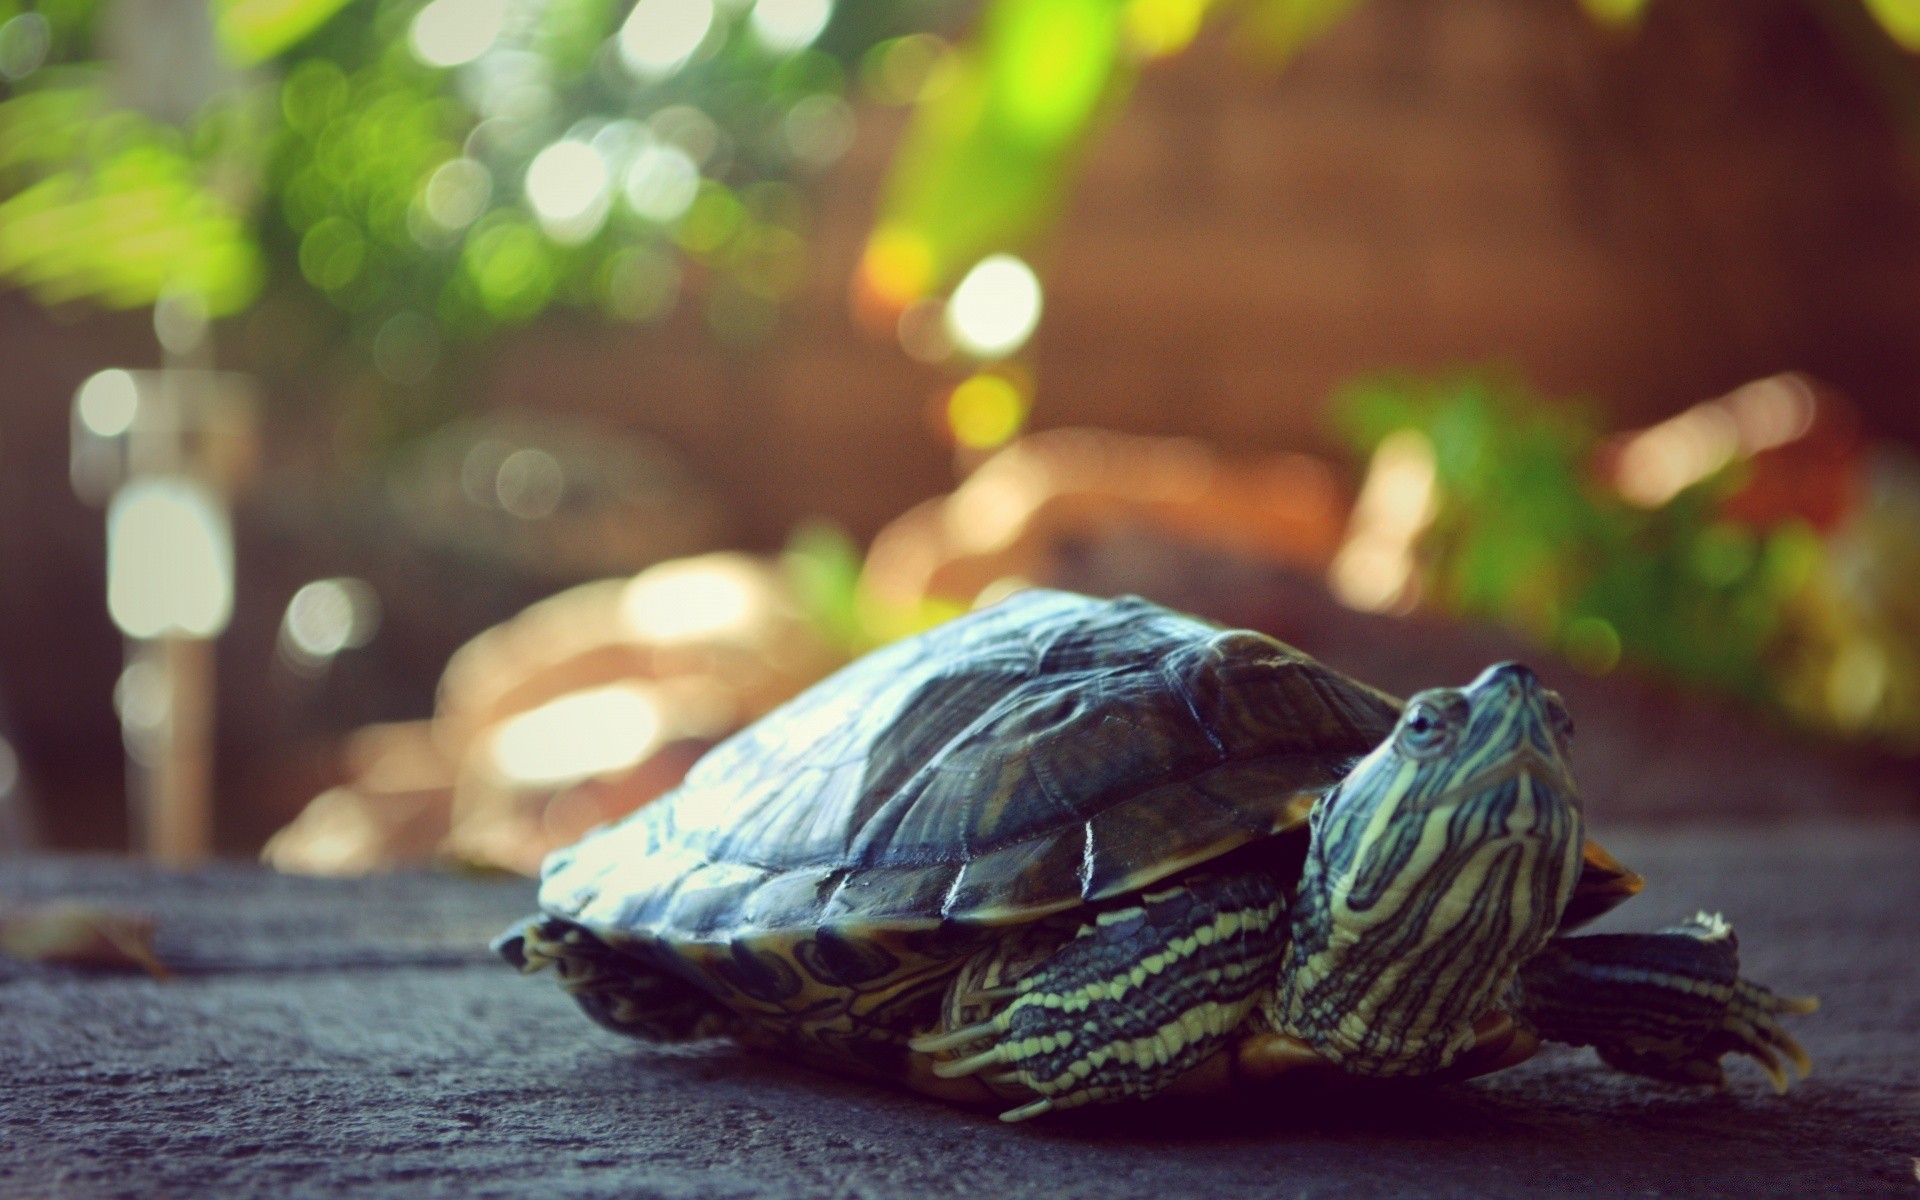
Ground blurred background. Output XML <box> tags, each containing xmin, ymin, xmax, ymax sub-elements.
<box><xmin>1</xmin><ymin>0</ymin><xmax>1917</xmax><ymax>875</ymax></box>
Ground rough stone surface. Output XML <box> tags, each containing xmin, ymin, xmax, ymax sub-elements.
<box><xmin>2</xmin><ymin>826</ymin><xmax>1916</xmax><ymax>1199</ymax></box>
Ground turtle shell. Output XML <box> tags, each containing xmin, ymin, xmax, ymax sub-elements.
<box><xmin>539</xmin><ymin>590</ymin><xmax>1401</xmax><ymax>952</ymax></box>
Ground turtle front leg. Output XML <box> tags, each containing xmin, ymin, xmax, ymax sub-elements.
<box><xmin>908</xmin><ymin>873</ymin><xmax>1291</xmax><ymax>1122</ymax></box>
<box><xmin>1511</xmin><ymin>913</ymin><xmax>1818</xmax><ymax>1092</ymax></box>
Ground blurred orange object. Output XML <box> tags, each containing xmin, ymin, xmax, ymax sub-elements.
<box><xmin>262</xmin><ymin>722</ymin><xmax>455</xmax><ymax>877</ymax></box>
<box><xmin>862</xmin><ymin>428</ymin><xmax>1348</xmax><ymax>617</ymax></box>
<box><xmin>1598</xmin><ymin>373</ymin><xmax>1863</xmax><ymax>531</ymax></box>
<box><xmin>442</xmin><ymin>552</ymin><xmax>842</xmax><ymax>874</ymax></box>
<box><xmin>268</xmin><ymin>552</ymin><xmax>845</xmax><ymax>877</ymax></box>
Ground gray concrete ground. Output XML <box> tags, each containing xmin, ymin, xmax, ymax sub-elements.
<box><xmin>2</xmin><ymin>825</ymin><xmax>1916</xmax><ymax>1199</ymax></box>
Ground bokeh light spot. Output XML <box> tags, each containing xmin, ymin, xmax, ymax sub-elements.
<box><xmin>751</xmin><ymin>0</ymin><xmax>832</xmax><ymax>54</ymax></box>
<box><xmin>649</xmin><ymin>105</ymin><xmax>722</xmax><ymax>167</ymax></box>
<box><xmin>1124</xmin><ymin>0</ymin><xmax>1206</xmax><ymax>57</ymax></box>
<box><xmin>624</xmin><ymin>144</ymin><xmax>700</xmax><ymax>223</ymax></box>
<box><xmin>783</xmin><ymin>94</ymin><xmax>856</xmax><ymax>167</ymax></box>
<box><xmin>859</xmin><ymin>227</ymin><xmax>934</xmax><ymax>310</ymax></box>
<box><xmin>282</xmin><ymin>578</ymin><xmax>381</xmax><ymax>668</ymax></box>
<box><xmin>281</xmin><ymin>59</ymin><xmax>348</xmax><ymax>136</ymax></box>
<box><xmin>490</xmin><ymin>684</ymin><xmax>663</xmax><ymax>786</ymax></box>
<box><xmin>107</xmin><ymin>478</ymin><xmax>233</xmax><ymax>639</ymax></box>
<box><xmin>1867</xmin><ymin>0</ymin><xmax>1920</xmax><ymax>49</ymax></box>
<box><xmin>677</xmin><ymin>184</ymin><xmax>744</xmax><ymax>256</ymax></box>
<box><xmin>299</xmin><ymin>217</ymin><xmax>366</xmax><ymax>292</ymax></box>
<box><xmin>1827</xmin><ymin>640</ymin><xmax>1890</xmax><ymax>730</ymax></box>
<box><xmin>495</xmin><ymin>447</ymin><xmax>565</xmax><ymax>519</ymax></box>
<box><xmin>0</xmin><ymin>14</ymin><xmax>51</xmax><ymax>82</ymax></box>
<box><xmin>1329</xmin><ymin>429</ymin><xmax>1439</xmax><ymax>614</ymax></box>
<box><xmin>1616</xmin><ymin>404</ymin><xmax>1740</xmax><ymax>507</ymax></box>
<box><xmin>861</xmin><ymin>34</ymin><xmax>947</xmax><ymax>106</ymax></box>
<box><xmin>524</xmin><ymin>140</ymin><xmax>610</xmax><ymax>243</ymax></box>
<box><xmin>465</xmin><ymin>220</ymin><xmax>556</xmax><ymax>321</ymax></box>
<box><xmin>621</xmin><ymin>558</ymin><xmax>768</xmax><ymax>643</ymax></box>
<box><xmin>945</xmin><ymin>254</ymin><xmax>1042</xmax><ymax>359</ymax></box>
<box><xmin>410</xmin><ymin>0</ymin><xmax>507</xmax><ymax>68</ymax></box>
<box><xmin>1564</xmin><ymin>616</ymin><xmax>1622</xmax><ymax>676</ymax></box>
<box><xmin>154</xmin><ymin>291</ymin><xmax>209</xmax><ymax>357</ymax></box>
<box><xmin>620</xmin><ymin>0</ymin><xmax>715</xmax><ymax>78</ymax></box>
<box><xmin>946</xmin><ymin>374</ymin><xmax>1027</xmax><ymax>450</ymax></box>
<box><xmin>77</xmin><ymin>370</ymin><xmax>139</xmax><ymax>438</ymax></box>
<box><xmin>423</xmin><ymin>157</ymin><xmax>492</xmax><ymax>230</ymax></box>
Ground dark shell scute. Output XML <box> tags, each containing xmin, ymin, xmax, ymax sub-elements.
<box><xmin>793</xmin><ymin>929</ymin><xmax>902</xmax><ymax>988</ymax></box>
<box><xmin>712</xmin><ymin>941</ymin><xmax>805</xmax><ymax>1003</ymax></box>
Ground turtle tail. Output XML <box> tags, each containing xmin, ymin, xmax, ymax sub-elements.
<box><xmin>495</xmin><ymin>915</ymin><xmax>737</xmax><ymax>1042</ymax></box>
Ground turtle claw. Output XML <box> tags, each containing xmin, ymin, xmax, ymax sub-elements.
<box><xmin>1519</xmin><ymin>919</ymin><xmax>1819</xmax><ymax>1095</ymax></box>
<box><xmin>930</xmin><ymin>1043</ymin><xmax>1009</xmax><ymax>1080</ymax></box>
<box><xmin>911</xmin><ymin>1012</ymin><xmax>1021</xmax><ymax>1081</ymax></box>
<box><xmin>1721</xmin><ymin>979</ymin><xmax>1817</xmax><ymax>1093</ymax></box>
<box><xmin>998</xmin><ymin>1097</ymin><xmax>1055</xmax><ymax>1123</ymax></box>
<box><xmin>1587</xmin><ymin>975</ymin><xmax>1818</xmax><ymax>1093</ymax></box>
<box><xmin>1732</xmin><ymin>1037</ymin><xmax>1790</xmax><ymax>1095</ymax></box>
<box><xmin>909</xmin><ymin>1016</ymin><xmax>1008</xmax><ymax>1058</ymax></box>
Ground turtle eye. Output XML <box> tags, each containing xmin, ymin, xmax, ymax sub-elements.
<box><xmin>1546</xmin><ymin>692</ymin><xmax>1575</xmax><ymax>751</ymax></box>
<box><xmin>1397</xmin><ymin>693</ymin><xmax>1464</xmax><ymax>760</ymax></box>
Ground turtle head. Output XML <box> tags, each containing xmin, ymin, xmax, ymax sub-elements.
<box><xmin>1276</xmin><ymin>662</ymin><xmax>1586</xmax><ymax>1077</ymax></box>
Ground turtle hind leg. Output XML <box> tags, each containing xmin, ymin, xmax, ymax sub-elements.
<box><xmin>495</xmin><ymin>915</ymin><xmax>735</xmax><ymax>1042</ymax></box>
<box><xmin>908</xmin><ymin>872</ymin><xmax>1291</xmax><ymax>1122</ymax></box>
<box><xmin>1512</xmin><ymin>912</ymin><xmax>1818</xmax><ymax>1093</ymax></box>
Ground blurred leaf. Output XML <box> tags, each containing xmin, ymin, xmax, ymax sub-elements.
<box><xmin>1122</xmin><ymin>0</ymin><xmax>1212</xmax><ymax>57</ymax></box>
<box><xmin>536</xmin><ymin>0</ymin><xmax>618</xmax><ymax>77</ymax></box>
<box><xmin>217</xmin><ymin>0</ymin><xmax>357</xmax><ymax>64</ymax></box>
<box><xmin>1577</xmin><ymin>0</ymin><xmax>1654</xmax><ymax>29</ymax></box>
<box><xmin>1334</xmin><ymin>372</ymin><xmax>1806</xmax><ymax>704</ymax></box>
<box><xmin>1236</xmin><ymin>0</ymin><xmax>1364</xmax><ymax>61</ymax></box>
<box><xmin>868</xmin><ymin>0</ymin><xmax>1135</xmax><ymax>300</ymax></box>
<box><xmin>1864</xmin><ymin>0</ymin><xmax>1920</xmax><ymax>50</ymax></box>
<box><xmin>0</xmin><ymin>88</ymin><xmax>265</xmax><ymax>313</ymax></box>
<box><xmin>0</xmin><ymin>901</ymin><xmax>171</xmax><ymax>979</ymax></box>
<box><xmin>784</xmin><ymin>519</ymin><xmax>866</xmax><ymax>653</ymax></box>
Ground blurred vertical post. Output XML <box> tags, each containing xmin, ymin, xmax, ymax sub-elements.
<box><xmin>0</xmin><ymin>681</ymin><xmax>35</xmax><ymax>853</ymax></box>
<box><xmin>71</xmin><ymin>298</ymin><xmax>255</xmax><ymax>863</ymax></box>
<box><xmin>0</xmin><ymin>416</ymin><xmax>35</xmax><ymax>850</ymax></box>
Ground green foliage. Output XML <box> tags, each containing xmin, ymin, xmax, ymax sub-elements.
<box><xmin>866</xmin><ymin>0</ymin><xmax>1394</xmax><ymax>303</ymax></box>
<box><xmin>1235</xmin><ymin>0</ymin><xmax>1365</xmax><ymax>60</ymax></box>
<box><xmin>0</xmin><ymin>72</ymin><xmax>267</xmax><ymax>313</ymax></box>
<box><xmin>1335</xmin><ymin>373</ymin><xmax>1820</xmax><ymax>703</ymax></box>
<box><xmin>4</xmin><ymin>0</ymin><xmax>1917</xmax><ymax>415</ymax></box>
<box><xmin>872</xmin><ymin>0</ymin><xmax>1134</xmax><ymax>295</ymax></box>
<box><xmin>0</xmin><ymin>0</ymin><xmax>919</xmax><ymax>389</ymax></box>
<box><xmin>782</xmin><ymin>518</ymin><xmax>866</xmax><ymax>654</ymax></box>
<box><xmin>217</xmin><ymin>0</ymin><xmax>358</xmax><ymax>63</ymax></box>
<box><xmin>1576</xmin><ymin>0</ymin><xmax>1653</xmax><ymax>29</ymax></box>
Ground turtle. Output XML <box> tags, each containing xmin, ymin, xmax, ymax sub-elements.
<box><xmin>497</xmin><ymin>588</ymin><xmax>1816</xmax><ymax>1121</ymax></box>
